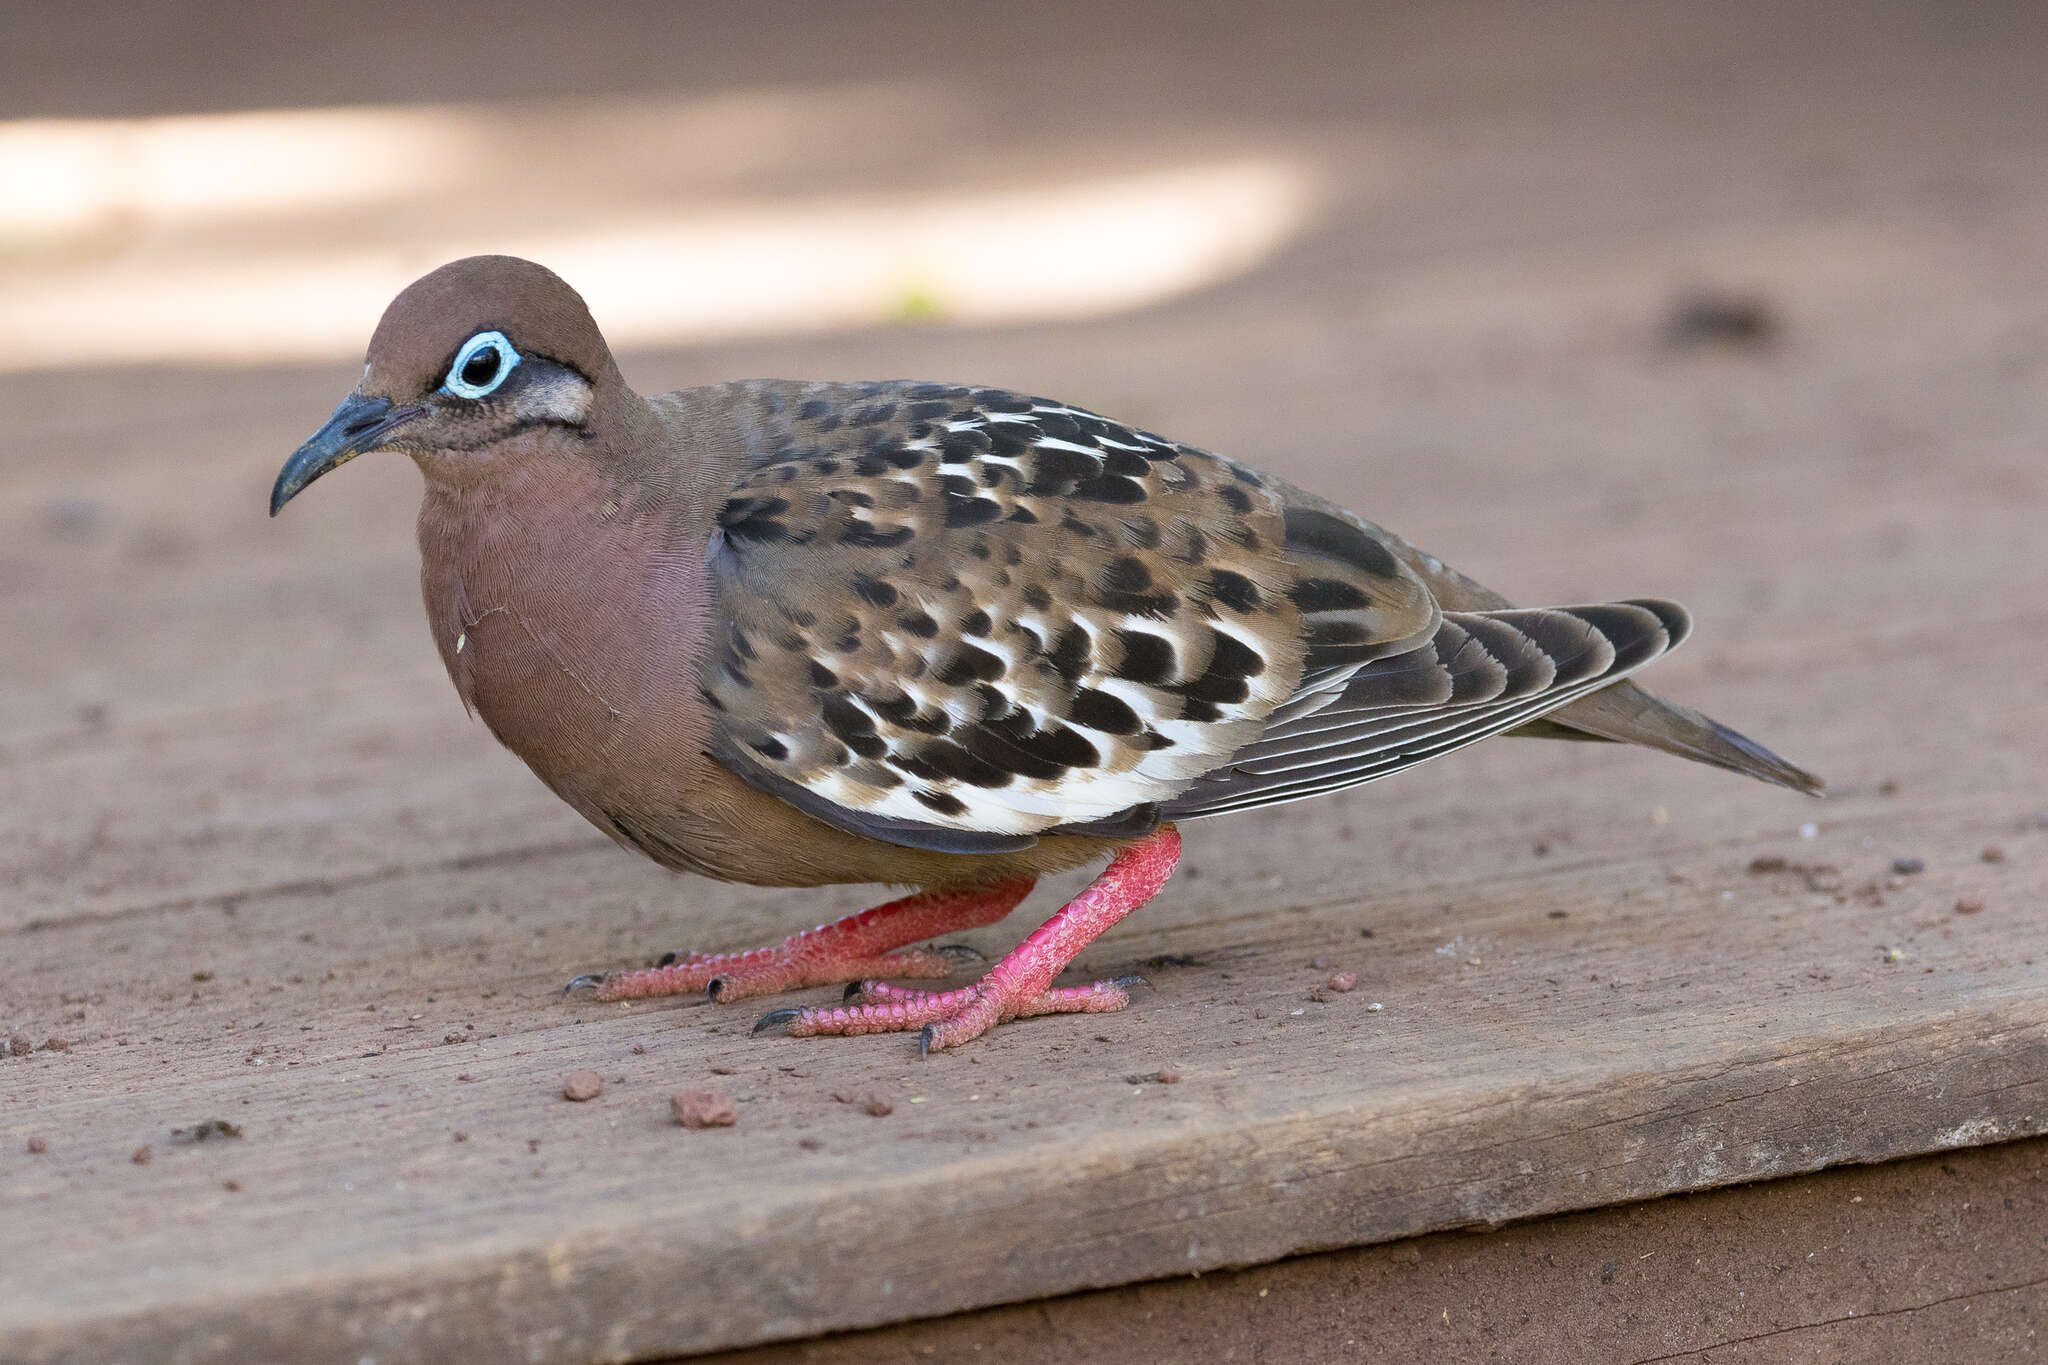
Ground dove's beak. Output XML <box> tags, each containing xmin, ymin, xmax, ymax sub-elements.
<box><xmin>270</xmin><ymin>392</ymin><xmax>425</xmax><ymax>516</ymax></box>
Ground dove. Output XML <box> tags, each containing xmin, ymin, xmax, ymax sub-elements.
<box><xmin>272</xmin><ymin>256</ymin><xmax>1820</xmax><ymax>1052</ymax></box>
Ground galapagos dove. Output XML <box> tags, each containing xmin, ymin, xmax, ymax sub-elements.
<box><xmin>271</xmin><ymin>256</ymin><xmax>1821</xmax><ymax>1052</ymax></box>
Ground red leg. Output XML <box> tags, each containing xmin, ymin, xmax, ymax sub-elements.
<box><xmin>759</xmin><ymin>826</ymin><xmax>1181</xmax><ymax>1051</ymax></box>
<box><xmin>571</xmin><ymin>878</ymin><xmax>1036</xmax><ymax>1004</ymax></box>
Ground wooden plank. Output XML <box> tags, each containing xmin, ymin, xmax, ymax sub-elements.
<box><xmin>6</xmin><ymin>2</ymin><xmax>2048</xmax><ymax>1360</ymax></box>
<box><xmin>705</xmin><ymin>1136</ymin><xmax>2048</xmax><ymax>1365</ymax></box>
<box><xmin>5</xmin><ymin>844</ymin><xmax>2043</xmax><ymax>1362</ymax></box>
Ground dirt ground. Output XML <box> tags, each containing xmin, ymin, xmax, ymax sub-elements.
<box><xmin>4</xmin><ymin>2</ymin><xmax>2047</xmax><ymax>1361</ymax></box>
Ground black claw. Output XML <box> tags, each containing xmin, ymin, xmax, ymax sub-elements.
<box><xmin>658</xmin><ymin>951</ymin><xmax>680</xmax><ymax>967</ymax></box>
<box><xmin>1110</xmin><ymin>974</ymin><xmax>1152</xmax><ymax>993</ymax></box>
<box><xmin>706</xmin><ymin>977</ymin><xmax>726</xmax><ymax>1004</ymax></box>
<box><xmin>918</xmin><ymin>1023</ymin><xmax>936</xmax><ymax>1058</ymax></box>
<box><xmin>843</xmin><ymin>980</ymin><xmax>865</xmax><ymax>1001</ymax></box>
<box><xmin>753</xmin><ymin>1007</ymin><xmax>802</xmax><ymax>1036</ymax></box>
<box><xmin>562</xmin><ymin>973</ymin><xmax>608</xmax><ymax>997</ymax></box>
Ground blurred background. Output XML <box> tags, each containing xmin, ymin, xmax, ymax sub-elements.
<box><xmin>3</xmin><ymin>0</ymin><xmax>2044</xmax><ymax>928</ymax></box>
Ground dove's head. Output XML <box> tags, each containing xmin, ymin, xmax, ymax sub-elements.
<box><xmin>271</xmin><ymin>256</ymin><xmax>631</xmax><ymax>514</ymax></box>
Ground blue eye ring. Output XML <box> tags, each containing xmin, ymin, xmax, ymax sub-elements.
<box><xmin>442</xmin><ymin>330</ymin><xmax>521</xmax><ymax>399</ymax></box>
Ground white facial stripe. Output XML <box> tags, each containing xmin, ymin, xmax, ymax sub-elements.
<box><xmin>517</xmin><ymin>366</ymin><xmax>594</xmax><ymax>425</ymax></box>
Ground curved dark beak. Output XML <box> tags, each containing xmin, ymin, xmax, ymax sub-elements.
<box><xmin>269</xmin><ymin>393</ymin><xmax>426</xmax><ymax>516</ymax></box>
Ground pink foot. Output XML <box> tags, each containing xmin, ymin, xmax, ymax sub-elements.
<box><xmin>567</xmin><ymin>878</ymin><xmax>1035</xmax><ymax>1005</ymax></box>
<box><xmin>756</xmin><ymin>826</ymin><xmax>1182</xmax><ymax>1052</ymax></box>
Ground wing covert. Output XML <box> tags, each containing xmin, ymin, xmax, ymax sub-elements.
<box><xmin>698</xmin><ymin>381</ymin><xmax>1437</xmax><ymax>850</ymax></box>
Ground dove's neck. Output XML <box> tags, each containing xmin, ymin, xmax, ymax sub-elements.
<box><xmin>412</xmin><ymin>420</ymin><xmax>721</xmax><ymax>819</ymax></box>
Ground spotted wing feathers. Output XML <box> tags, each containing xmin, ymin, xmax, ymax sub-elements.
<box><xmin>701</xmin><ymin>381</ymin><xmax>1436</xmax><ymax>851</ymax></box>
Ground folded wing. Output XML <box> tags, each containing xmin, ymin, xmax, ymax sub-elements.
<box><xmin>700</xmin><ymin>382</ymin><xmax>1439</xmax><ymax>853</ymax></box>
<box><xmin>1163</xmin><ymin>600</ymin><xmax>1692</xmax><ymax>818</ymax></box>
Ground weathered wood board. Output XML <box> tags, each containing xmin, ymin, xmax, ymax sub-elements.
<box><xmin>3</xmin><ymin>1</ymin><xmax>2047</xmax><ymax>1360</ymax></box>
<box><xmin>711</xmin><ymin>1136</ymin><xmax>2048</xmax><ymax>1365</ymax></box>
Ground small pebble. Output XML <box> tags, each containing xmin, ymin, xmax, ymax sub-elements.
<box><xmin>709</xmin><ymin>1065</ymin><xmax>736</xmax><ymax>1075</ymax></box>
<box><xmin>171</xmin><ymin>1120</ymin><xmax>243</xmax><ymax>1142</ymax></box>
<box><xmin>630</xmin><ymin>1042</ymin><xmax>646</xmax><ymax>1054</ymax></box>
<box><xmin>1307</xmin><ymin>955</ymin><xmax>1331</xmax><ymax>970</ymax></box>
<box><xmin>223</xmin><ymin>1180</ymin><xmax>242</xmax><ymax>1193</ymax></box>
<box><xmin>1801</xmin><ymin>864</ymin><xmax>1844</xmax><ymax>893</ymax></box>
<box><xmin>8</xmin><ymin>1035</ymin><xmax>31</xmax><ymax>1057</ymax></box>
<box><xmin>672</xmin><ymin>1090</ymin><xmax>737</xmax><ymax>1128</ymax></box>
<box><xmin>1124</xmin><ymin>1070</ymin><xmax>1180</xmax><ymax>1086</ymax></box>
<box><xmin>1366</xmin><ymin>1002</ymin><xmax>1384</xmax><ymax>1012</ymax></box>
<box><xmin>861</xmin><ymin>1091</ymin><xmax>895</xmax><ymax>1117</ymax></box>
<box><xmin>452</xmin><ymin>1131</ymin><xmax>469</xmax><ymax>1143</ymax></box>
<box><xmin>131</xmin><ymin>1145</ymin><xmax>153</xmax><ymax>1165</ymax></box>
<box><xmin>1891</xmin><ymin>856</ymin><xmax>1926</xmax><ymax>876</ymax></box>
<box><xmin>1954</xmin><ymin>895</ymin><xmax>1985</xmax><ymax>915</ymax></box>
<box><xmin>1799</xmin><ymin>823</ymin><xmax>1819</xmax><ymax>840</ymax></box>
<box><xmin>39</xmin><ymin>1037</ymin><xmax>69</xmax><ymax>1053</ymax></box>
<box><xmin>1328</xmin><ymin>971</ymin><xmax>1359</xmax><ymax>993</ymax></box>
<box><xmin>562</xmin><ymin>1069</ymin><xmax>604</xmax><ymax>1102</ymax></box>
<box><xmin>26</xmin><ymin>1136</ymin><xmax>47</xmax><ymax>1154</ymax></box>
<box><xmin>1980</xmin><ymin>845</ymin><xmax>2005</xmax><ymax>864</ymax></box>
<box><xmin>1665</xmin><ymin>292</ymin><xmax>1780</xmax><ymax>348</ymax></box>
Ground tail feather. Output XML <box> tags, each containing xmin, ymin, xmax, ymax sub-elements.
<box><xmin>1527</xmin><ymin>679</ymin><xmax>1825</xmax><ymax>795</ymax></box>
<box><xmin>1351</xmin><ymin>525</ymin><xmax>1824</xmax><ymax>796</ymax></box>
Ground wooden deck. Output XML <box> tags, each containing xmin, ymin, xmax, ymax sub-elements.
<box><xmin>4</xmin><ymin>2</ymin><xmax>2047</xmax><ymax>1360</ymax></box>
<box><xmin>714</xmin><ymin>1136</ymin><xmax>2048</xmax><ymax>1364</ymax></box>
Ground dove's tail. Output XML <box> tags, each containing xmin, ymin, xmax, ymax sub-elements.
<box><xmin>1515</xmin><ymin>679</ymin><xmax>1824</xmax><ymax>795</ymax></box>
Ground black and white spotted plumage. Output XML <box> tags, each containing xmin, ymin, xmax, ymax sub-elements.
<box><xmin>698</xmin><ymin>380</ymin><xmax>1698</xmax><ymax>854</ymax></box>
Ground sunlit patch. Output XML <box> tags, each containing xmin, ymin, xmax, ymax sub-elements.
<box><xmin>0</xmin><ymin>108</ymin><xmax>470</xmax><ymax>240</ymax></box>
<box><xmin>0</xmin><ymin>94</ymin><xmax>1320</xmax><ymax>373</ymax></box>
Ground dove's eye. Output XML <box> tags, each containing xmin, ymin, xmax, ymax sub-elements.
<box><xmin>443</xmin><ymin>331</ymin><xmax>520</xmax><ymax>399</ymax></box>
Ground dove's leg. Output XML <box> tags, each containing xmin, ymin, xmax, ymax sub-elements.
<box><xmin>756</xmin><ymin>826</ymin><xmax>1180</xmax><ymax>1052</ymax></box>
<box><xmin>573</xmin><ymin>878</ymin><xmax>1036</xmax><ymax>1004</ymax></box>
